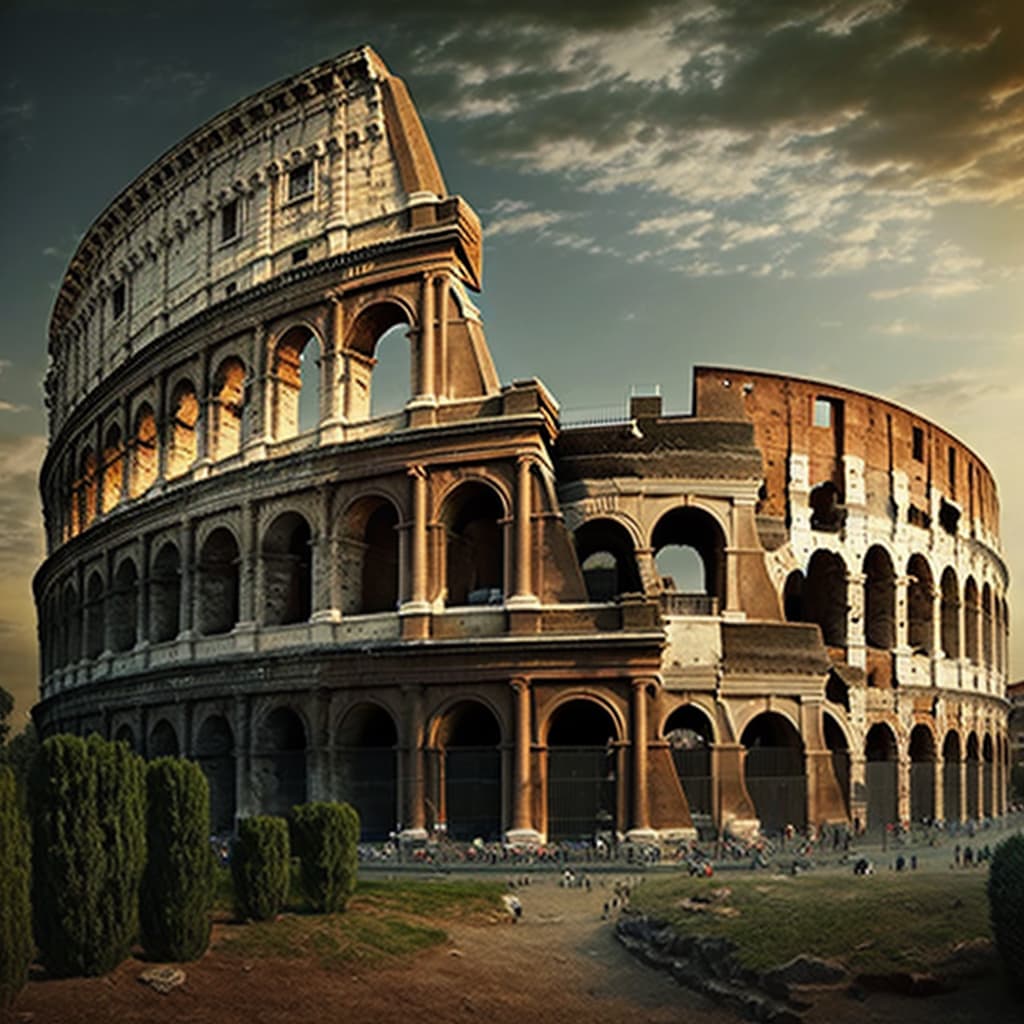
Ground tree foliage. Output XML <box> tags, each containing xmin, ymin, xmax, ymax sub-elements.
<box><xmin>290</xmin><ymin>802</ymin><xmax>360</xmax><ymax>913</ymax></box>
<box><xmin>0</xmin><ymin>765</ymin><xmax>33</xmax><ymax>1008</ymax></box>
<box><xmin>989</xmin><ymin>833</ymin><xmax>1024</xmax><ymax>990</ymax></box>
<box><xmin>139</xmin><ymin>758</ymin><xmax>215</xmax><ymax>961</ymax></box>
<box><xmin>232</xmin><ymin>816</ymin><xmax>290</xmax><ymax>921</ymax></box>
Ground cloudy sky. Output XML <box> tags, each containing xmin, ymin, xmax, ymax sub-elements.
<box><xmin>1</xmin><ymin>0</ymin><xmax>1022</xmax><ymax>728</ymax></box>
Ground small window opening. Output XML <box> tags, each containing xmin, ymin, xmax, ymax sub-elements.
<box><xmin>939</xmin><ymin>498</ymin><xmax>960</xmax><ymax>536</ymax></box>
<box><xmin>292</xmin><ymin>247</ymin><xmax>308</xmax><ymax>265</ymax></box>
<box><xmin>220</xmin><ymin>199</ymin><xmax>239</xmax><ymax>242</ymax></box>
<box><xmin>112</xmin><ymin>283</ymin><xmax>126</xmax><ymax>320</ymax></box>
<box><xmin>947</xmin><ymin>446</ymin><xmax>956</xmax><ymax>495</ymax></box>
<box><xmin>225</xmin><ymin>282</ymin><xmax>237</xmax><ymax>297</ymax></box>
<box><xmin>912</xmin><ymin>426</ymin><xmax>924</xmax><ymax>462</ymax></box>
<box><xmin>813</xmin><ymin>397</ymin><xmax>834</xmax><ymax>428</ymax></box>
<box><xmin>287</xmin><ymin>162</ymin><xmax>313</xmax><ymax>201</ymax></box>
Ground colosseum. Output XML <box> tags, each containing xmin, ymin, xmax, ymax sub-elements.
<box><xmin>34</xmin><ymin>46</ymin><xmax>1011</xmax><ymax>845</ymax></box>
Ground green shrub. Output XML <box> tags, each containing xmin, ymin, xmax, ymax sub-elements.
<box><xmin>139</xmin><ymin>758</ymin><xmax>215</xmax><ymax>961</ymax></box>
<box><xmin>30</xmin><ymin>734</ymin><xmax>146</xmax><ymax>977</ymax></box>
<box><xmin>232</xmin><ymin>817</ymin><xmax>290</xmax><ymax>921</ymax></box>
<box><xmin>0</xmin><ymin>765</ymin><xmax>33</xmax><ymax>1008</ymax></box>
<box><xmin>989</xmin><ymin>833</ymin><xmax>1024</xmax><ymax>989</ymax></box>
<box><xmin>290</xmin><ymin>802</ymin><xmax>359</xmax><ymax>913</ymax></box>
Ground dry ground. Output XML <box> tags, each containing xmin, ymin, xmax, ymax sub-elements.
<box><xmin>4</xmin><ymin>873</ymin><xmax>1015</xmax><ymax>1024</ymax></box>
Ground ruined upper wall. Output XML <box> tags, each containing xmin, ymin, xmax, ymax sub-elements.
<box><xmin>692</xmin><ymin>366</ymin><xmax>1001</xmax><ymax>544</ymax></box>
<box><xmin>46</xmin><ymin>46</ymin><xmax>477</xmax><ymax>433</ymax></box>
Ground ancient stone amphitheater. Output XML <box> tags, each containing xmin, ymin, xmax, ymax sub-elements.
<box><xmin>34</xmin><ymin>47</ymin><xmax>1010</xmax><ymax>843</ymax></box>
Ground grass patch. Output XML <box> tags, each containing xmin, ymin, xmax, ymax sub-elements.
<box><xmin>215</xmin><ymin>874</ymin><xmax>505</xmax><ymax>969</ymax></box>
<box><xmin>631</xmin><ymin>870</ymin><xmax>991</xmax><ymax>974</ymax></box>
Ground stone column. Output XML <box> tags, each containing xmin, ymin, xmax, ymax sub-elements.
<box><xmin>508</xmin><ymin>455</ymin><xmax>539</xmax><ymax>610</ymax></box>
<box><xmin>846</xmin><ymin>572</ymin><xmax>867</xmax><ymax>670</ymax></box>
<box><xmin>400</xmin><ymin>686</ymin><xmax>427</xmax><ymax>841</ymax></box>
<box><xmin>137</xmin><ymin>534</ymin><xmax>150</xmax><ymax>647</ymax></box>
<box><xmin>894</xmin><ymin>576</ymin><xmax>912</xmax><ymax>686</ymax></box>
<box><xmin>933</xmin><ymin>751</ymin><xmax>945</xmax><ymax>823</ymax></box>
<box><xmin>435</xmin><ymin>274</ymin><xmax>450</xmax><ymax>399</ymax></box>
<box><xmin>897</xmin><ymin>755</ymin><xmax>911</xmax><ymax>825</ymax></box>
<box><xmin>627</xmin><ymin>678</ymin><xmax>657</xmax><ymax>841</ymax></box>
<box><xmin>415</xmin><ymin>273</ymin><xmax>435</xmax><ymax>403</ymax></box>
<box><xmin>179</xmin><ymin>517</ymin><xmax>195</xmax><ymax>637</ymax></box>
<box><xmin>506</xmin><ymin>677</ymin><xmax>540</xmax><ymax>844</ymax></box>
<box><xmin>712</xmin><ymin>742</ymin><xmax>759</xmax><ymax>839</ymax></box>
<box><xmin>234</xmin><ymin>695</ymin><xmax>254</xmax><ymax>820</ymax></box>
<box><xmin>401</xmin><ymin>467</ymin><xmax>430</xmax><ymax>639</ymax></box>
<box><xmin>311</xmin><ymin>485</ymin><xmax>341</xmax><ymax>624</ymax></box>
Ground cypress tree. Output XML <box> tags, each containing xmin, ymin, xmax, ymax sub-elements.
<box><xmin>290</xmin><ymin>802</ymin><xmax>360</xmax><ymax>913</ymax></box>
<box><xmin>139</xmin><ymin>758</ymin><xmax>215</xmax><ymax>961</ymax></box>
<box><xmin>232</xmin><ymin>816</ymin><xmax>290</xmax><ymax>921</ymax></box>
<box><xmin>989</xmin><ymin>833</ymin><xmax>1024</xmax><ymax>990</ymax></box>
<box><xmin>0</xmin><ymin>765</ymin><xmax>33</xmax><ymax>1008</ymax></box>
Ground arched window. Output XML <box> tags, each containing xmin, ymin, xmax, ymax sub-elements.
<box><xmin>981</xmin><ymin>583</ymin><xmax>993</xmax><ymax>669</ymax></box>
<box><xmin>262</xmin><ymin>512</ymin><xmax>312</xmax><ymax>626</ymax></box>
<box><xmin>908</xmin><ymin>724</ymin><xmax>936</xmax><ymax>822</ymax></box>
<box><xmin>109</xmin><ymin>558</ymin><xmax>138</xmax><ymax>653</ymax></box>
<box><xmin>442</xmin><ymin>482</ymin><xmax>504</xmax><ymax>606</ymax></box>
<box><xmin>574</xmin><ymin>519</ymin><xmax>642</xmax><ymax>602</ymax></box>
<box><xmin>804</xmin><ymin>550</ymin><xmax>848</xmax><ymax>647</ymax></box>
<box><xmin>964</xmin><ymin>577</ymin><xmax>979</xmax><ymax>664</ymax></box>
<box><xmin>864</xmin><ymin>722</ymin><xmax>898</xmax><ymax>833</ymax></box>
<box><xmin>150</xmin><ymin>542</ymin><xmax>181</xmax><ymax>643</ymax></box>
<box><xmin>77</xmin><ymin>447</ymin><xmax>98</xmax><ymax>530</ymax></box>
<box><xmin>149</xmin><ymin>719</ymin><xmax>179</xmax><ymax>758</ymax></box>
<box><xmin>336</xmin><ymin>705</ymin><xmax>398</xmax><ymax>840</ymax></box>
<box><xmin>664</xmin><ymin>705</ymin><xmax>714</xmax><ymax>819</ymax></box>
<box><xmin>907</xmin><ymin>554</ymin><xmax>933</xmax><ymax>655</ymax></box>
<box><xmin>741</xmin><ymin>713</ymin><xmax>806</xmax><ymax>833</ymax></box>
<box><xmin>84</xmin><ymin>571</ymin><xmax>105</xmax><ymax>659</ymax></box>
<box><xmin>272</xmin><ymin>326</ymin><xmax>321</xmax><ymax>439</ymax></box>
<box><xmin>651</xmin><ymin>507</ymin><xmax>725</xmax><ymax>610</ymax></box>
<box><xmin>101</xmin><ymin>424</ymin><xmax>124</xmax><ymax>514</ymax></box>
<box><xmin>198</xmin><ymin>527</ymin><xmax>240</xmax><ymax>636</ymax></box>
<box><xmin>129</xmin><ymin>403</ymin><xmax>158</xmax><ymax>497</ymax></box>
<box><xmin>167</xmin><ymin>379</ymin><xmax>199</xmax><ymax>478</ymax></box>
<box><xmin>211</xmin><ymin>356</ymin><xmax>246</xmax><ymax>460</ymax></box>
<box><xmin>345</xmin><ymin>302</ymin><xmax>413</xmax><ymax>422</ymax></box>
<box><xmin>863</xmin><ymin>546</ymin><xmax>895</xmax><ymax>649</ymax></box>
<box><xmin>195</xmin><ymin>715</ymin><xmax>236</xmax><ymax>833</ymax></box>
<box><xmin>940</xmin><ymin>568</ymin><xmax>959</xmax><ymax>659</ymax></box>
<box><xmin>61</xmin><ymin>582</ymin><xmax>80</xmax><ymax>666</ymax></box>
<box><xmin>433</xmin><ymin>701</ymin><xmax>502</xmax><ymax>840</ymax></box>
<box><xmin>966</xmin><ymin>732</ymin><xmax>980</xmax><ymax>819</ymax></box>
<box><xmin>254</xmin><ymin>707</ymin><xmax>307</xmax><ymax>816</ymax></box>
<box><xmin>942</xmin><ymin>731</ymin><xmax>961</xmax><ymax>822</ymax></box>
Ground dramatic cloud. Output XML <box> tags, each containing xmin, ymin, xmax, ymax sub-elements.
<box><xmin>0</xmin><ymin>435</ymin><xmax>46</xmax><ymax>575</ymax></box>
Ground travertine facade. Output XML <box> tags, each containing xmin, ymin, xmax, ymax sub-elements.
<box><xmin>34</xmin><ymin>48</ymin><xmax>1010</xmax><ymax>843</ymax></box>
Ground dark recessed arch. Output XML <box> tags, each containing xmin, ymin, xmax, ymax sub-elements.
<box><xmin>255</xmin><ymin>706</ymin><xmax>307</xmax><ymax>817</ymax></box>
<box><xmin>664</xmin><ymin>703</ymin><xmax>714</xmax><ymax>819</ymax></box>
<box><xmin>574</xmin><ymin>518</ymin><xmax>642</xmax><ymax>602</ymax></box>
<box><xmin>262</xmin><ymin>511</ymin><xmax>312</xmax><ymax>626</ymax></box>
<box><xmin>195</xmin><ymin>714</ymin><xmax>236</xmax><ymax>833</ymax></box>
<box><xmin>864</xmin><ymin>722</ymin><xmax>898</xmax><ymax>833</ymax></box>
<box><xmin>336</xmin><ymin>703</ymin><xmax>399</xmax><ymax>841</ymax></box>
<box><xmin>651</xmin><ymin>506</ymin><xmax>726</xmax><ymax>602</ymax></box>
<box><xmin>442</xmin><ymin>481</ymin><xmax>504</xmax><ymax>607</ymax></box>
<box><xmin>741</xmin><ymin>712</ymin><xmax>806</xmax><ymax>833</ymax></box>
<box><xmin>198</xmin><ymin>527</ymin><xmax>241</xmax><ymax>636</ymax></box>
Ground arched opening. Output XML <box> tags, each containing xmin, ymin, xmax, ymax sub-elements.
<box><xmin>809</xmin><ymin>481</ymin><xmax>845</xmax><ymax>532</ymax></box>
<box><xmin>150</xmin><ymin>542</ymin><xmax>181</xmax><ymax>643</ymax></box>
<box><xmin>982</xmin><ymin>734</ymin><xmax>994</xmax><ymax>817</ymax></box>
<box><xmin>262</xmin><ymin>512</ymin><xmax>312</xmax><ymax>626</ymax></box>
<box><xmin>864</xmin><ymin>723</ymin><xmax>898</xmax><ymax>834</ymax></box>
<box><xmin>195</xmin><ymin>715</ymin><xmax>236</xmax><ymax>834</ymax></box>
<box><xmin>62</xmin><ymin>583</ymin><xmax>80</xmax><ymax>667</ymax></box>
<box><xmin>211</xmin><ymin>356</ymin><xmax>246</xmax><ymax>460</ymax></box>
<box><xmin>547</xmin><ymin>699</ymin><xmax>618</xmax><ymax>840</ymax></box>
<box><xmin>442</xmin><ymin>482</ymin><xmax>504</xmax><ymax>606</ymax></box>
<box><xmin>783</xmin><ymin>570</ymin><xmax>805</xmax><ymax>622</ymax></box>
<box><xmin>272</xmin><ymin>326</ymin><xmax>321</xmax><ymax>439</ymax></box>
<box><xmin>964</xmin><ymin>578</ymin><xmax>979</xmax><ymax>665</ymax></box>
<box><xmin>167</xmin><ymin>379</ymin><xmax>199</xmax><ymax>478</ymax></box>
<box><xmin>981</xmin><ymin>584</ymin><xmax>993</xmax><ymax>669</ymax></box>
<box><xmin>907</xmin><ymin>555</ymin><xmax>934</xmax><ymax>655</ymax></box>
<box><xmin>341</xmin><ymin>497</ymin><xmax>400</xmax><ymax>614</ymax></box>
<box><xmin>741</xmin><ymin>713</ymin><xmax>806</xmax><ymax>833</ymax></box>
<box><xmin>129</xmin><ymin>403</ymin><xmax>158</xmax><ymax>497</ymax></box>
<box><xmin>994</xmin><ymin>600</ymin><xmax>1003</xmax><ymax>675</ymax></box>
<box><xmin>345</xmin><ymin>302</ymin><xmax>413</xmax><ymax>422</ymax></box>
<box><xmin>573</xmin><ymin>518</ymin><xmax>642</xmax><ymax>602</ymax></box>
<box><xmin>825</xmin><ymin>669</ymin><xmax>850</xmax><ymax>712</ymax></box>
<box><xmin>84</xmin><ymin>571</ymin><xmax>105</xmax><ymax>659</ymax></box>
<box><xmin>101</xmin><ymin>424</ymin><xmax>124</xmax><ymax>514</ymax></box>
<box><xmin>664</xmin><ymin>705</ymin><xmax>713</xmax><ymax>824</ymax></box>
<box><xmin>114</xmin><ymin>724</ymin><xmax>137</xmax><ymax>752</ymax></box>
<box><xmin>863</xmin><ymin>546</ymin><xmax>895</xmax><ymax>649</ymax></box>
<box><xmin>255</xmin><ymin>707</ymin><xmax>307</xmax><ymax>817</ymax></box>
<box><xmin>804</xmin><ymin>550</ymin><xmax>848</xmax><ymax>647</ymax></box>
<box><xmin>940</xmin><ymin>568</ymin><xmax>960</xmax><ymax>659</ymax></box>
<box><xmin>198</xmin><ymin>527</ymin><xmax>240</xmax><ymax>636</ymax></box>
<box><xmin>966</xmin><ymin>732</ymin><xmax>980</xmax><ymax>819</ymax></box>
<box><xmin>651</xmin><ymin>507</ymin><xmax>725</xmax><ymax>608</ymax></box>
<box><xmin>823</xmin><ymin>714</ymin><xmax>850</xmax><ymax>816</ymax></box>
<box><xmin>942</xmin><ymin>731</ymin><xmax>961</xmax><ymax>823</ymax></box>
<box><xmin>149</xmin><ymin>719</ymin><xmax>180</xmax><ymax>758</ymax></box>
<box><xmin>108</xmin><ymin>558</ymin><xmax>138</xmax><ymax>653</ymax></box>
<box><xmin>77</xmin><ymin>447</ymin><xmax>98</xmax><ymax>530</ymax></box>
<box><xmin>336</xmin><ymin>704</ymin><xmax>398</xmax><ymax>841</ymax></box>
<box><xmin>909</xmin><ymin>724</ymin><xmax>936</xmax><ymax>823</ymax></box>
<box><xmin>433</xmin><ymin>701</ymin><xmax>501</xmax><ymax>841</ymax></box>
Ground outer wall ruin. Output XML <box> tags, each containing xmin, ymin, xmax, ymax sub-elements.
<box><xmin>34</xmin><ymin>47</ymin><xmax>1011</xmax><ymax>844</ymax></box>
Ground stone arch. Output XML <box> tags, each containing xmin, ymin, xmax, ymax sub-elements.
<box><xmin>864</xmin><ymin>722</ymin><xmax>898</xmax><ymax>833</ymax></box>
<box><xmin>982</xmin><ymin>733</ymin><xmax>994</xmax><ymax>817</ymax></box>
<box><xmin>664</xmin><ymin>703</ymin><xmax>715</xmax><ymax>820</ymax></box>
<box><xmin>429</xmin><ymin>699</ymin><xmax>502</xmax><ymax>841</ymax></box>
<box><xmin>823</xmin><ymin>712</ymin><xmax>851</xmax><ymax>817</ymax></box>
<box><xmin>906</xmin><ymin>554</ymin><xmax>934</xmax><ymax>655</ymax></box>
<box><xmin>194</xmin><ymin>713</ymin><xmax>236</xmax><ymax>833</ymax></box>
<box><xmin>84</xmin><ymin>570</ymin><xmax>105</xmax><ymax>659</ymax></box>
<box><xmin>574</xmin><ymin>518</ymin><xmax>643</xmax><ymax>602</ymax></box>
<box><xmin>149</xmin><ymin>718</ymin><xmax>180</xmax><ymax>758</ymax></box>
<box><xmin>863</xmin><ymin>546</ymin><xmax>895</xmax><ymax>649</ymax></box>
<box><xmin>994</xmin><ymin>598</ymin><xmax>1003</xmax><ymax>675</ymax></box>
<box><xmin>783</xmin><ymin>570</ymin><xmax>805</xmax><ymax>622</ymax></box>
<box><xmin>942</xmin><ymin>730</ymin><xmax>961</xmax><ymax>823</ymax></box>
<box><xmin>254</xmin><ymin>705</ymin><xmax>308</xmax><ymax>817</ymax></box>
<box><xmin>964</xmin><ymin>577</ymin><xmax>980</xmax><ymax>665</ymax></box>
<box><xmin>981</xmin><ymin>583</ymin><xmax>993</xmax><ymax>669</ymax></box>
<box><xmin>335</xmin><ymin>702</ymin><xmax>399</xmax><ymax>841</ymax></box>
<box><xmin>908</xmin><ymin>723</ymin><xmax>936</xmax><ymax>823</ymax></box>
<box><xmin>150</xmin><ymin>541</ymin><xmax>181</xmax><ymax>643</ymax></box>
<box><xmin>114</xmin><ymin>723</ymin><xmax>137</xmax><ymax>752</ymax></box>
<box><xmin>197</xmin><ymin>526</ymin><xmax>240</xmax><ymax>636</ymax></box>
<box><xmin>129</xmin><ymin>402</ymin><xmax>158</xmax><ymax>497</ymax></box>
<box><xmin>77</xmin><ymin>446</ymin><xmax>98</xmax><ymax>531</ymax></box>
<box><xmin>341</xmin><ymin>495</ymin><xmax>400</xmax><ymax>615</ymax></box>
<box><xmin>211</xmin><ymin>355</ymin><xmax>246</xmax><ymax>460</ymax></box>
<box><xmin>741</xmin><ymin>712</ymin><xmax>806</xmax><ymax>833</ymax></box>
<box><xmin>109</xmin><ymin>557</ymin><xmax>138</xmax><ymax>653</ymax></box>
<box><xmin>262</xmin><ymin>511</ymin><xmax>312</xmax><ymax>626</ymax></box>
<box><xmin>167</xmin><ymin>377</ymin><xmax>199</xmax><ymax>478</ymax></box>
<box><xmin>344</xmin><ymin>300</ymin><xmax>416</xmax><ymax>422</ymax></box>
<box><xmin>966</xmin><ymin>731</ymin><xmax>980</xmax><ymax>819</ymax></box>
<box><xmin>271</xmin><ymin>323</ymin><xmax>323</xmax><ymax>440</ymax></box>
<box><xmin>546</xmin><ymin>697</ymin><xmax>620</xmax><ymax>840</ymax></box>
<box><xmin>940</xmin><ymin>567</ymin><xmax>960</xmax><ymax>659</ymax></box>
<box><xmin>651</xmin><ymin>506</ymin><xmax>726</xmax><ymax>605</ymax></box>
<box><xmin>804</xmin><ymin>549</ymin><xmax>848</xmax><ymax>647</ymax></box>
<box><xmin>101</xmin><ymin>423</ymin><xmax>124</xmax><ymax>514</ymax></box>
<box><xmin>441</xmin><ymin>480</ymin><xmax>505</xmax><ymax>606</ymax></box>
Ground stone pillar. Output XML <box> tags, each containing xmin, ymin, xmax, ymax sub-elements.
<box><xmin>508</xmin><ymin>455</ymin><xmax>539</xmax><ymax>612</ymax></box>
<box><xmin>401</xmin><ymin>467</ymin><xmax>430</xmax><ymax>639</ymax></box>
<box><xmin>137</xmin><ymin>534</ymin><xmax>150</xmax><ymax>647</ymax></box>
<box><xmin>238</xmin><ymin>500</ymin><xmax>259</xmax><ymax>629</ymax></box>
<box><xmin>897</xmin><ymin>755</ymin><xmax>911</xmax><ymax>825</ymax></box>
<box><xmin>933</xmin><ymin>751</ymin><xmax>945</xmax><ymax>823</ymax></box>
<box><xmin>234</xmin><ymin>695</ymin><xmax>254</xmax><ymax>820</ymax></box>
<box><xmin>179</xmin><ymin>518</ymin><xmax>195</xmax><ymax>637</ymax></box>
<box><xmin>894</xmin><ymin>575</ymin><xmax>912</xmax><ymax>683</ymax></box>
<box><xmin>435</xmin><ymin>274</ymin><xmax>450</xmax><ymax>399</ymax></box>
<box><xmin>401</xmin><ymin>686</ymin><xmax>427</xmax><ymax>841</ymax></box>
<box><xmin>959</xmin><ymin>756</ymin><xmax>969</xmax><ymax>823</ymax></box>
<box><xmin>846</xmin><ymin>572</ymin><xmax>867</xmax><ymax>670</ymax></box>
<box><xmin>627</xmin><ymin>678</ymin><xmax>657</xmax><ymax>841</ymax></box>
<box><xmin>930</xmin><ymin>586</ymin><xmax>943</xmax><ymax>686</ymax></box>
<box><xmin>311</xmin><ymin>485</ymin><xmax>341</xmax><ymax>624</ymax></box>
<box><xmin>712</xmin><ymin>742</ymin><xmax>759</xmax><ymax>838</ymax></box>
<box><xmin>155</xmin><ymin>371</ymin><xmax>169</xmax><ymax>484</ymax></box>
<box><xmin>505</xmin><ymin>677</ymin><xmax>540</xmax><ymax>843</ymax></box>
